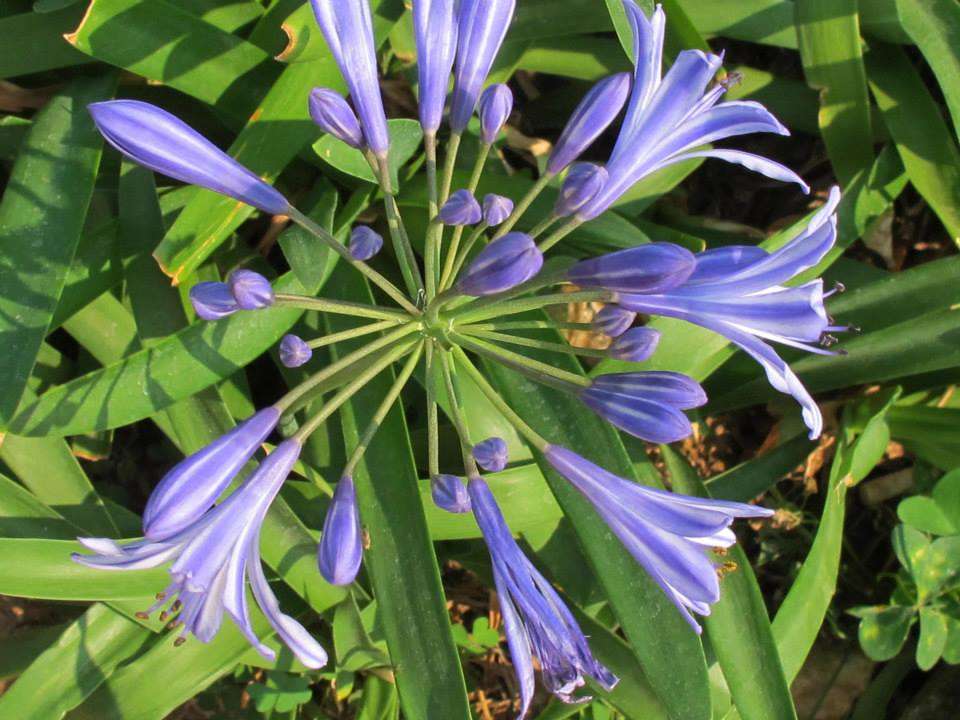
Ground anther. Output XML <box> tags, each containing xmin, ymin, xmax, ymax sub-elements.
<box><xmin>135</xmin><ymin>611</ymin><xmax>150</xmax><ymax>620</ymax></box>
<box><xmin>159</xmin><ymin>611</ymin><xmax>170</xmax><ymax>622</ymax></box>
<box><xmin>820</xmin><ymin>334</ymin><xmax>838</xmax><ymax>348</ymax></box>
<box><xmin>171</xmin><ymin>600</ymin><xmax>182</xmax><ymax>612</ymax></box>
<box><xmin>155</xmin><ymin>591</ymin><xmax>166</xmax><ymax>601</ymax></box>
<box><xmin>720</xmin><ymin>71</ymin><xmax>743</xmax><ymax>90</ymax></box>
<box><xmin>174</xmin><ymin>637</ymin><xmax>187</xmax><ymax>647</ymax></box>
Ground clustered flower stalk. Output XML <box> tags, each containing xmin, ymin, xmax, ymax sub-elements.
<box><xmin>74</xmin><ymin>1</ymin><xmax>850</xmax><ymax>714</ymax></box>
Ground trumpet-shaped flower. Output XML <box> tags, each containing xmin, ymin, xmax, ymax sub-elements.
<box><xmin>414</xmin><ymin>0</ymin><xmax>459</xmax><ymax>134</ymax></box>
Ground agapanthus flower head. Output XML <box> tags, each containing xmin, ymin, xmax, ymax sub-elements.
<box><xmin>608</xmin><ymin>326</ymin><xmax>661</xmax><ymax>363</ymax></box>
<box><xmin>593</xmin><ymin>305</ymin><xmax>636</xmax><ymax>338</ymax></box>
<box><xmin>318</xmin><ymin>476</ymin><xmax>363</xmax><ymax>586</ymax></box>
<box><xmin>483</xmin><ymin>193</ymin><xmax>514</xmax><ymax>226</ymax></box>
<box><xmin>545</xmin><ymin>445</ymin><xmax>773</xmax><ymax>631</ymax></box>
<box><xmin>439</xmin><ymin>189</ymin><xmax>483</xmax><ymax>226</ymax></box>
<box><xmin>89</xmin><ymin>100</ymin><xmax>289</xmax><ymax>214</ymax></box>
<box><xmin>449</xmin><ymin>0</ymin><xmax>517</xmax><ymax>132</ymax></box>
<box><xmin>469</xmin><ymin>477</ymin><xmax>617</xmax><ymax>713</ymax></box>
<box><xmin>309</xmin><ymin>0</ymin><xmax>391</xmax><ymax>156</ymax></box>
<box><xmin>568</xmin><ymin>242</ymin><xmax>697</xmax><ymax>294</ymax></box>
<box><xmin>190</xmin><ymin>281</ymin><xmax>239</xmax><ymax>321</ymax></box>
<box><xmin>473</xmin><ymin>437</ymin><xmax>509</xmax><ymax>472</ymax></box>
<box><xmin>143</xmin><ymin>407</ymin><xmax>280</xmax><ymax>541</ymax></box>
<box><xmin>74</xmin><ymin>440</ymin><xmax>328</xmax><ymax>667</ymax></box>
<box><xmin>580</xmin><ymin>371</ymin><xmax>706</xmax><ymax>443</ymax></box>
<box><xmin>478</xmin><ymin>83</ymin><xmax>514</xmax><ymax>144</ymax></box>
<box><xmin>555</xmin><ymin>163</ymin><xmax>608</xmax><ymax>218</ymax></box>
<box><xmin>616</xmin><ymin>187</ymin><xmax>843</xmax><ymax>438</ymax></box>
<box><xmin>547</xmin><ymin>72</ymin><xmax>631</xmax><ymax>176</ymax></box>
<box><xmin>413</xmin><ymin>0</ymin><xmax>459</xmax><ymax>134</ymax></box>
<box><xmin>576</xmin><ymin>2</ymin><xmax>807</xmax><ymax>220</ymax></box>
<box><xmin>308</xmin><ymin>88</ymin><xmax>366</xmax><ymax>150</ymax></box>
<box><xmin>456</xmin><ymin>232</ymin><xmax>543</xmax><ymax>296</ymax></box>
<box><xmin>228</xmin><ymin>269</ymin><xmax>274</xmax><ymax>310</ymax></box>
<box><xmin>279</xmin><ymin>334</ymin><xmax>313</xmax><ymax>368</ymax></box>
<box><xmin>431</xmin><ymin>474</ymin><xmax>472</xmax><ymax>514</ymax></box>
<box><xmin>349</xmin><ymin>226</ymin><xmax>385</xmax><ymax>261</ymax></box>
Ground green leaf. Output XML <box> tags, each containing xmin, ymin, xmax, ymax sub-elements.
<box><xmin>943</xmin><ymin>615</ymin><xmax>960</xmax><ymax>664</ymax></box>
<box><xmin>0</xmin><ymin>73</ymin><xmax>114</xmax><ymax>429</ymax></box>
<box><xmin>247</xmin><ymin>672</ymin><xmax>314</xmax><ymax>714</ymax></box>
<box><xmin>0</xmin><ymin>471</ymin><xmax>79</xmax><ymax>539</ymax></box>
<box><xmin>899</xmin><ymin>497</ymin><xmax>960</xmax><ymax>536</ymax></box>
<box><xmin>0</xmin><ymin>603</ymin><xmax>152</xmax><ymax>718</ymax></box>
<box><xmin>357</xmin><ymin>675</ymin><xmax>401</xmax><ymax>720</ymax></box>
<box><xmin>325</xmin><ymin>267</ymin><xmax>471</xmax><ymax>720</ymax></box>
<box><xmin>795</xmin><ymin>0</ymin><xmax>875</xmax><ymax>185</ymax></box>
<box><xmin>917</xmin><ymin>607</ymin><xmax>949</xmax><ymax>670</ymax></box>
<box><xmin>706</xmin><ymin>434</ymin><xmax>815</xmax><ymax>503</ymax></box>
<box><xmin>892</xmin><ymin>523</ymin><xmax>931</xmax><ymax>577</ymax></box>
<box><xmin>0</xmin><ymin>6</ymin><xmax>92</xmax><ymax>77</ymax></box>
<box><xmin>313</xmin><ymin>118</ymin><xmax>423</xmax><ymax>188</ymax></box>
<box><xmin>665</xmin><ymin>448</ymin><xmax>797</xmax><ymax>720</ymax></box>
<box><xmin>866</xmin><ymin>43</ymin><xmax>960</xmax><ymax>244</ymax></box>
<box><xmin>855</xmin><ymin>606</ymin><xmax>915</xmax><ymax>661</ymax></box>
<box><xmin>913</xmin><ymin>536</ymin><xmax>960</xmax><ymax>602</ymax></box>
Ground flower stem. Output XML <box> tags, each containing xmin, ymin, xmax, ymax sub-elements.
<box><xmin>293</xmin><ymin>338</ymin><xmax>421</xmax><ymax>442</ymax></box>
<box><xmin>537</xmin><ymin>216</ymin><xmax>583</xmax><ymax>253</ymax></box>
<box><xmin>529</xmin><ymin>214</ymin><xmax>559</xmax><ymax>239</ymax></box>
<box><xmin>467</xmin><ymin>320</ymin><xmax>595</xmax><ymax>332</ymax></box>
<box><xmin>490</xmin><ymin>172</ymin><xmax>553</xmax><ymax>240</ymax></box>
<box><xmin>276</xmin><ymin>323</ymin><xmax>420</xmax><ymax>413</ymax></box>
<box><xmin>287</xmin><ymin>207</ymin><xmax>420</xmax><ymax>316</ymax></box>
<box><xmin>450</xmin><ymin>346</ymin><xmax>548</xmax><ymax>452</ymax></box>
<box><xmin>439</xmin><ymin>132</ymin><xmax>462</xmax><ymax>205</ymax></box>
<box><xmin>274</xmin><ymin>294</ymin><xmax>409</xmax><ymax>322</ymax></box>
<box><xmin>450</xmin><ymin>332</ymin><xmax>590</xmax><ymax>390</ymax></box>
<box><xmin>461</xmin><ymin>328</ymin><xmax>609</xmax><ymax>359</ymax></box>
<box><xmin>424</xmin><ymin>133</ymin><xmax>441</xmax><ymax>301</ymax></box>
<box><xmin>437</xmin><ymin>350</ymin><xmax>482</xmax><ymax>476</ymax></box>
<box><xmin>451</xmin><ymin>289</ymin><xmax>612</xmax><ymax>325</ymax></box>
<box><xmin>377</xmin><ymin>155</ymin><xmax>425</xmax><ymax>301</ymax></box>
<box><xmin>306</xmin><ymin>319</ymin><xmax>405</xmax><ymax>349</ymax></box>
<box><xmin>340</xmin><ymin>342</ymin><xmax>424</xmax><ymax>477</ymax></box>
<box><xmin>425</xmin><ymin>342</ymin><xmax>440</xmax><ymax>479</ymax></box>
<box><xmin>439</xmin><ymin>222</ymin><xmax>488</xmax><ymax>293</ymax></box>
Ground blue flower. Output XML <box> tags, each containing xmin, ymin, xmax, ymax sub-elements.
<box><xmin>544</xmin><ymin>445</ymin><xmax>773</xmax><ymax>632</ymax></box>
<box><xmin>309</xmin><ymin>88</ymin><xmax>366</xmax><ymax>149</ymax></box>
<box><xmin>318</xmin><ymin>476</ymin><xmax>363</xmax><ymax>586</ymax></box>
<box><xmin>577</xmin><ymin>3</ymin><xmax>807</xmax><ymax>220</ymax></box>
<box><xmin>190</xmin><ymin>281</ymin><xmax>239</xmax><ymax>321</ymax></box>
<box><xmin>592</xmin><ymin>305</ymin><xmax>636</xmax><ymax>338</ymax></box>
<box><xmin>89</xmin><ymin>101</ymin><xmax>289</xmax><ymax>214</ymax></box>
<box><xmin>580</xmin><ymin>371</ymin><xmax>706</xmax><ymax>443</ymax></box>
<box><xmin>617</xmin><ymin>187</ymin><xmax>843</xmax><ymax>438</ymax></box>
<box><xmin>555</xmin><ymin>163</ymin><xmax>608</xmax><ymax>218</ymax></box>
<box><xmin>478</xmin><ymin>83</ymin><xmax>514</xmax><ymax>144</ymax></box>
<box><xmin>568</xmin><ymin>242</ymin><xmax>697</xmax><ymax>294</ymax></box>
<box><xmin>469</xmin><ymin>477</ymin><xmax>617</xmax><ymax>712</ymax></box>
<box><xmin>608</xmin><ymin>327</ymin><xmax>661</xmax><ymax>362</ymax></box>
<box><xmin>310</xmin><ymin>0</ymin><xmax>391</xmax><ymax>156</ymax></box>
<box><xmin>228</xmin><ymin>270</ymin><xmax>274</xmax><ymax>310</ymax></box>
<box><xmin>73</xmin><ymin>440</ymin><xmax>328</xmax><ymax>668</ymax></box>
<box><xmin>439</xmin><ymin>189</ymin><xmax>483</xmax><ymax>226</ymax></box>
<box><xmin>450</xmin><ymin>0</ymin><xmax>516</xmax><ymax>132</ymax></box>
<box><xmin>482</xmin><ymin>193</ymin><xmax>514</xmax><ymax>226</ymax></box>
<box><xmin>349</xmin><ymin>226</ymin><xmax>385</xmax><ymax>261</ymax></box>
<box><xmin>457</xmin><ymin>233</ymin><xmax>543</xmax><ymax>296</ymax></box>
<box><xmin>279</xmin><ymin>335</ymin><xmax>313</xmax><ymax>369</ymax></box>
<box><xmin>414</xmin><ymin>0</ymin><xmax>459</xmax><ymax>134</ymax></box>
<box><xmin>473</xmin><ymin>437</ymin><xmax>509</xmax><ymax>472</ymax></box>
<box><xmin>431</xmin><ymin>474</ymin><xmax>472</xmax><ymax>514</ymax></box>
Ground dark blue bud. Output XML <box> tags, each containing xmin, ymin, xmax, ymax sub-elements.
<box><xmin>318</xmin><ymin>476</ymin><xmax>363</xmax><ymax>586</ymax></box>
<box><xmin>439</xmin><ymin>189</ymin><xmax>483</xmax><ymax>226</ymax></box>
<box><xmin>229</xmin><ymin>269</ymin><xmax>274</xmax><ymax>310</ymax></box>
<box><xmin>593</xmin><ymin>306</ymin><xmax>635</xmax><ymax>337</ymax></box>
<box><xmin>349</xmin><ymin>226</ymin><xmax>384</xmax><ymax>261</ymax></box>
<box><xmin>473</xmin><ymin>437</ymin><xmax>509</xmax><ymax>472</ymax></box>
<box><xmin>608</xmin><ymin>327</ymin><xmax>661</xmax><ymax>362</ymax></box>
<box><xmin>568</xmin><ymin>243</ymin><xmax>697</xmax><ymax>294</ymax></box>
<box><xmin>431</xmin><ymin>474</ymin><xmax>472</xmax><ymax>514</ymax></box>
<box><xmin>555</xmin><ymin>163</ymin><xmax>608</xmax><ymax>217</ymax></box>
<box><xmin>190</xmin><ymin>281</ymin><xmax>239</xmax><ymax>321</ymax></box>
<box><xmin>279</xmin><ymin>334</ymin><xmax>313</xmax><ymax>368</ymax></box>
<box><xmin>308</xmin><ymin>88</ymin><xmax>366</xmax><ymax>150</ymax></box>
<box><xmin>457</xmin><ymin>232</ymin><xmax>544</xmax><ymax>296</ymax></box>
<box><xmin>478</xmin><ymin>84</ymin><xmax>513</xmax><ymax>144</ymax></box>
<box><xmin>483</xmin><ymin>194</ymin><xmax>514</xmax><ymax>227</ymax></box>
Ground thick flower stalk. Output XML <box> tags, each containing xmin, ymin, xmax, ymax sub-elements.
<box><xmin>75</xmin><ymin>0</ymin><xmax>851</xmax><ymax>713</ymax></box>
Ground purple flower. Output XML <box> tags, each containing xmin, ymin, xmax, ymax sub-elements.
<box><xmin>89</xmin><ymin>101</ymin><xmax>289</xmax><ymax>214</ymax></box>
<box><xmin>544</xmin><ymin>445</ymin><xmax>772</xmax><ymax>632</ymax></box>
<box><xmin>279</xmin><ymin>335</ymin><xmax>313</xmax><ymax>368</ymax></box>
<box><xmin>457</xmin><ymin>232</ymin><xmax>544</xmax><ymax>296</ymax></box>
<box><xmin>228</xmin><ymin>270</ymin><xmax>274</xmax><ymax>310</ymax></box>
<box><xmin>431</xmin><ymin>474</ymin><xmax>472</xmax><ymax>514</ymax></box>
<box><xmin>309</xmin><ymin>0</ymin><xmax>390</xmax><ymax>156</ymax></box>
<box><xmin>469</xmin><ymin>477</ymin><xmax>617</xmax><ymax>712</ymax></box>
<box><xmin>449</xmin><ymin>0</ymin><xmax>517</xmax><ymax>133</ymax></box>
<box><xmin>478</xmin><ymin>83</ymin><xmax>513</xmax><ymax>144</ymax></box>
<box><xmin>547</xmin><ymin>73</ymin><xmax>631</xmax><ymax>176</ymax></box>
<box><xmin>609</xmin><ymin>327</ymin><xmax>661</xmax><ymax>363</ymax></box>
<box><xmin>617</xmin><ymin>187</ymin><xmax>843</xmax><ymax>438</ymax></box>
<box><xmin>309</xmin><ymin>88</ymin><xmax>366</xmax><ymax>149</ymax></box>
<box><xmin>568</xmin><ymin>242</ymin><xmax>697</xmax><ymax>294</ymax></box>
<box><xmin>579</xmin><ymin>371</ymin><xmax>706</xmax><ymax>443</ymax></box>
<box><xmin>349</xmin><ymin>226</ymin><xmax>384</xmax><ymax>261</ymax></box>
<box><xmin>482</xmin><ymin>193</ymin><xmax>514</xmax><ymax>226</ymax></box>
<box><xmin>593</xmin><ymin>306</ymin><xmax>635</xmax><ymax>338</ymax></box>
<box><xmin>555</xmin><ymin>163</ymin><xmax>608</xmax><ymax>218</ymax></box>
<box><xmin>73</xmin><ymin>440</ymin><xmax>328</xmax><ymax>668</ymax></box>
<box><xmin>143</xmin><ymin>407</ymin><xmax>280</xmax><ymax>541</ymax></box>
<box><xmin>414</xmin><ymin>0</ymin><xmax>459</xmax><ymax>134</ymax></box>
<box><xmin>439</xmin><ymin>189</ymin><xmax>483</xmax><ymax>226</ymax></box>
<box><xmin>577</xmin><ymin>3</ymin><xmax>807</xmax><ymax>220</ymax></box>
<box><xmin>318</xmin><ymin>476</ymin><xmax>363</xmax><ymax>586</ymax></box>
<box><xmin>190</xmin><ymin>282</ymin><xmax>239</xmax><ymax>321</ymax></box>
<box><xmin>473</xmin><ymin>437</ymin><xmax>509</xmax><ymax>472</ymax></box>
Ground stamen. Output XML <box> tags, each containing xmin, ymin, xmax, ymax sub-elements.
<box><xmin>819</xmin><ymin>334</ymin><xmax>839</xmax><ymax>348</ymax></box>
<box><xmin>720</xmin><ymin>71</ymin><xmax>743</xmax><ymax>90</ymax></box>
<box><xmin>823</xmin><ymin>281</ymin><xmax>846</xmax><ymax>298</ymax></box>
<box><xmin>135</xmin><ymin>611</ymin><xmax>150</xmax><ymax>620</ymax></box>
<box><xmin>174</xmin><ymin>637</ymin><xmax>187</xmax><ymax>647</ymax></box>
